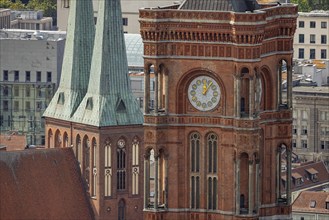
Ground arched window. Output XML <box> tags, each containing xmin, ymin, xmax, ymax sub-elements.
<box><xmin>54</xmin><ymin>130</ymin><xmax>62</xmax><ymax>148</ymax></box>
<box><xmin>207</xmin><ymin>133</ymin><xmax>218</xmax><ymax>210</ymax></box>
<box><xmin>118</xmin><ymin>199</ymin><xmax>126</xmax><ymax>220</ymax></box>
<box><xmin>91</xmin><ymin>138</ymin><xmax>97</xmax><ymax>197</ymax></box>
<box><xmin>104</xmin><ymin>139</ymin><xmax>112</xmax><ymax>197</ymax></box>
<box><xmin>83</xmin><ymin>136</ymin><xmax>90</xmax><ymax>191</ymax></box>
<box><xmin>47</xmin><ymin>129</ymin><xmax>53</xmax><ymax>148</ymax></box>
<box><xmin>117</xmin><ymin>138</ymin><xmax>126</xmax><ymax>190</ymax></box>
<box><xmin>190</xmin><ymin>132</ymin><xmax>200</xmax><ymax>209</ymax></box>
<box><xmin>63</xmin><ymin>132</ymin><xmax>68</xmax><ymax>148</ymax></box>
<box><xmin>207</xmin><ymin>133</ymin><xmax>217</xmax><ymax>173</ymax></box>
<box><xmin>132</xmin><ymin>137</ymin><xmax>140</xmax><ymax>195</ymax></box>
<box><xmin>76</xmin><ymin>134</ymin><xmax>81</xmax><ymax>165</ymax></box>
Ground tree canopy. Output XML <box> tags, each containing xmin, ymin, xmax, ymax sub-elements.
<box><xmin>0</xmin><ymin>0</ymin><xmax>56</xmax><ymax>18</ymax></box>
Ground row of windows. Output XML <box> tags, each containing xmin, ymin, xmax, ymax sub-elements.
<box><xmin>298</xmin><ymin>34</ymin><xmax>327</xmax><ymax>44</ymax></box>
<box><xmin>2</xmin><ymin>70</ymin><xmax>52</xmax><ymax>82</ymax></box>
<box><xmin>2</xmin><ymin>86</ymin><xmax>53</xmax><ymax>98</ymax></box>
<box><xmin>1</xmin><ymin>100</ymin><xmax>44</xmax><ymax>111</ymax></box>
<box><xmin>299</xmin><ymin>21</ymin><xmax>327</xmax><ymax>29</ymax></box>
<box><xmin>292</xmin><ymin>126</ymin><xmax>308</xmax><ymax>135</ymax></box>
<box><xmin>292</xmin><ymin>140</ymin><xmax>329</xmax><ymax>150</ymax></box>
<box><xmin>298</xmin><ymin>48</ymin><xmax>327</xmax><ymax>59</ymax></box>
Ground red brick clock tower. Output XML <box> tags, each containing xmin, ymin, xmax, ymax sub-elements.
<box><xmin>140</xmin><ymin>0</ymin><xmax>297</xmax><ymax>219</ymax></box>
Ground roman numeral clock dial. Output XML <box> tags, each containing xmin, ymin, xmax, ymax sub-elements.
<box><xmin>188</xmin><ymin>75</ymin><xmax>221</xmax><ymax>111</ymax></box>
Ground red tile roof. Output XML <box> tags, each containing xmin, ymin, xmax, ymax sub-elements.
<box><xmin>0</xmin><ymin>148</ymin><xmax>94</xmax><ymax>220</ymax></box>
<box><xmin>0</xmin><ymin>132</ymin><xmax>26</xmax><ymax>151</ymax></box>
<box><xmin>293</xmin><ymin>191</ymin><xmax>329</xmax><ymax>214</ymax></box>
<box><xmin>282</xmin><ymin>161</ymin><xmax>329</xmax><ymax>192</ymax></box>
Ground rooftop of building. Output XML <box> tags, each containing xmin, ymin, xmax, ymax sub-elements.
<box><xmin>299</xmin><ymin>10</ymin><xmax>329</xmax><ymax>17</ymax></box>
<box><xmin>0</xmin><ymin>132</ymin><xmax>26</xmax><ymax>151</ymax></box>
<box><xmin>293</xmin><ymin>191</ymin><xmax>329</xmax><ymax>214</ymax></box>
<box><xmin>0</xmin><ymin>148</ymin><xmax>94</xmax><ymax>220</ymax></box>
<box><xmin>0</xmin><ymin>29</ymin><xmax>66</xmax><ymax>41</ymax></box>
<box><xmin>293</xmin><ymin>85</ymin><xmax>329</xmax><ymax>95</ymax></box>
<box><xmin>282</xmin><ymin>161</ymin><xmax>329</xmax><ymax>193</ymax></box>
<box><xmin>178</xmin><ymin>0</ymin><xmax>261</xmax><ymax>12</ymax></box>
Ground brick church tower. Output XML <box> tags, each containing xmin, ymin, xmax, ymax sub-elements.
<box><xmin>140</xmin><ymin>0</ymin><xmax>297</xmax><ymax>219</ymax></box>
<box><xmin>44</xmin><ymin>0</ymin><xmax>144</xmax><ymax>220</ymax></box>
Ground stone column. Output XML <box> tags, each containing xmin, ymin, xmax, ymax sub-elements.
<box><xmin>144</xmin><ymin>67</ymin><xmax>150</xmax><ymax>114</ymax></box>
<box><xmin>165</xmin><ymin>73</ymin><xmax>169</xmax><ymax>114</ymax></box>
<box><xmin>154</xmin><ymin>156</ymin><xmax>159</xmax><ymax>209</ymax></box>
<box><xmin>144</xmin><ymin>158</ymin><xmax>150</xmax><ymax>209</ymax></box>
<box><xmin>278</xmin><ymin>63</ymin><xmax>282</xmax><ymax>108</ymax></box>
<box><xmin>158</xmin><ymin>72</ymin><xmax>163</xmax><ymax>109</ymax></box>
<box><xmin>287</xmin><ymin>64</ymin><xmax>293</xmax><ymax>109</ymax></box>
<box><xmin>236</xmin><ymin>77</ymin><xmax>241</xmax><ymax>117</ymax></box>
<box><xmin>154</xmin><ymin>69</ymin><xmax>159</xmax><ymax>113</ymax></box>
<box><xmin>249</xmin><ymin>77</ymin><xmax>255</xmax><ymax>118</ymax></box>
<box><xmin>235</xmin><ymin>158</ymin><xmax>240</xmax><ymax>214</ymax></box>
<box><xmin>255</xmin><ymin>159</ymin><xmax>260</xmax><ymax>212</ymax></box>
<box><xmin>286</xmin><ymin>149</ymin><xmax>292</xmax><ymax>205</ymax></box>
<box><xmin>248</xmin><ymin>159</ymin><xmax>254</xmax><ymax>215</ymax></box>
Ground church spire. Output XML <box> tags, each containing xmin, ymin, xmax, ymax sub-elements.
<box><xmin>71</xmin><ymin>0</ymin><xmax>143</xmax><ymax>127</ymax></box>
<box><xmin>43</xmin><ymin>0</ymin><xmax>95</xmax><ymax>120</ymax></box>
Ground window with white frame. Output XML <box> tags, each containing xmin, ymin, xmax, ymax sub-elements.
<box><xmin>105</xmin><ymin>140</ymin><xmax>112</xmax><ymax>197</ymax></box>
<box><xmin>190</xmin><ymin>132</ymin><xmax>200</xmax><ymax>209</ymax></box>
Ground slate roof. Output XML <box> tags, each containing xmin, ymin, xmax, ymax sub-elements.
<box><xmin>0</xmin><ymin>148</ymin><xmax>94</xmax><ymax>220</ymax></box>
<box><xmin>43</xmin><ymin>0</ymin><xmax>95</xmax><ymax>120</ymax></box>
<box><xmin>178</xmin><ymin>0</ymin><xmax>260</xmax><ymax>12</ymax></box>
<box><xmin>293</xmin><ymin>191</ymin><xmax>329</xmax><ymax>214</ymax></box>
<box><xmin>281</xmin><ymin>161</ymin><xmax>329</xmax><ymax>192</ymax></box>
<box><xmin>71</xmin><ymin>0</ymin><xmax>143</xmax><ymax>127</ymax></box>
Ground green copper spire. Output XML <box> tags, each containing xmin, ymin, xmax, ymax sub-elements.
<box><xmin>72</xmin><ymin>0</ymin><xmax>143</xmax><ymax>127</ymax></box>
<box><xmin>43</xmin><ymin>0</ymin><xmax>95</xmax><ymax>120</ymax></box>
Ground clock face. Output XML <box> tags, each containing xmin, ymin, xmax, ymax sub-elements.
<box><xmin>188</xmin><ymin>75</ymin><xmax>220</xmax><ymax>111</ymax></box>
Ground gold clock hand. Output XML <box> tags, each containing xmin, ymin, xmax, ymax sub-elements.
<box><xmin>202</xmin><ymin>81</ymin><xmax>207</xmax><ymax>95</ymax></box>
<box><xmin>204</xmin><ymin>81</ymin><xmax>213</xmax><ymax>95</ymax></box>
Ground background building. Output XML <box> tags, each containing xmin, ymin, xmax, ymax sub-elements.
<box><xmin>0</xmin><ymin>8</ymin><xmax>11</xmax><ymax>29</ymax></box>
<box><xmin>0</xmin><ymin>29</ymin><xmax>66</xmax><ymax>145</ymax></box>
<box><xmin>292</xmin><ymin>86</ymin><xmax>329</xmax><ymax>165</ymax></box>
<box><xmin>293</xmin><ymin>10</ymin><xmax>329</xmax><ymax>60</ymax></box>
<box><xmin>10</xmin><ymin>10</ymin><xmax>53</xmax><ymax>30</ymax></box>
<box><xmin>56</xmin><ymin>0</ymin><xmax>182</xmax><ymax>33</ymax></box>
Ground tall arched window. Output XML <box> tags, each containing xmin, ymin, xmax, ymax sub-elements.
<box><xmin>190</xmin><ymin>132</ymin><xmax>200</xmax><ymax>209</ymax></box>
<box><xmin>63</xmin><ymin>132</ymin><xmax>68</xmax><ymax>148</ymax></box>
<box><xmin>91</xmin><ymin>138</ymin><xmax>97</xmax><ymax>197</ymax></box>
<box><xmin>83</xmin><ymin>136</ymin><xmax>90</xmax><ymax>191</ymax></box>
<box><xmin>132</xmin><ymin>137</ymin><xmax>140</xmax><ymax>195</ymax></box>
<box><xmin>54</xmin><ymin>130</ymin><xmax>62</xmax><ymax>148</ymax></box>
<box><xmin>207</xmin><ymin>133</ymin><xmax>218</xmax><ymax>210</ymax></box>
<box><xmin>47</xmin><ymin>129</ymin><xmax>53</xmax><ymax>148</ymax></box>
<box><xmin>117</xmin><ymin>138</ymin><xmax>126</xmax><ymax>190</ymax></box>
<box><xmin>76</xmin><ymin>134</ymin><xmax>81</xmax><ymax>165</ymax></box>
<box><xmin>104</xmin><ymin>139</ymin><xmax>112</xmax><ymax>197</ymax></box>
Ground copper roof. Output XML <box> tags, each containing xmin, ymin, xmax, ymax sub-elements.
<box><xmin>0</xmin><ymin>148</ymin><xmax>94</xmax><ymax>220</ymax></box>
<box><xmin>293</xmin><ymin>191</ymin><xmax>329</xmax><ymax>214</ymax></box>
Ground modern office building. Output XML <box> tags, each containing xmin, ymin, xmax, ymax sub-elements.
<box><xmin>10</xmin><ymin>10</ymin><xmax>53</xmax><ymax>30</ymax></box>
<box><xmin>293</xmin><ymin>10</ymin><xmax>329</xmax><ymax>60</ymax></box>
<box><xmin>56</xmin><ymin>0</ymin><xmax>181</xmax><ymax>32</ymax></box>
<box><xmin>0</xmin><ymin>29</ymin><xmax>66</xmax><ymax>145</ymax></box>
<box><xmin>0</xmin><ymin>8</ymin><xmax>11</xmax><ymax>29</ymax></box>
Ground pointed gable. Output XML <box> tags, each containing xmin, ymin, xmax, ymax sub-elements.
<box><xmin>43</xmin><ymin>0</ymin><xmax>95</xmax><ymax>120</ymax></box>
<box><xmin>71</xmin><ymin>0</ymin><xmax>143</xmax><ymax>127</ymax></box>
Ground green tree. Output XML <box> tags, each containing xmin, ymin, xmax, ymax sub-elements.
<box><xmin>26</xmin><ymin>0</ymin><xmax>56</xmax><ymax>18</ymax></box>
<box><xmin>291</xmin><ymin>0</ymin><xmax>312</xmax><ymax>12</ymax></box>
<box><xmin>0</xmin><ymin>0</ymin><xmax>25</xmax><ymax>10</ymax></box>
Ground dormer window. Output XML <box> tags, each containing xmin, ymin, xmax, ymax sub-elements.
<box><xmin>310</xmin><ymin>200</ymin><xmax>316</xmax><ymax>208</ymax></box>
<box><xmin>86</xmin><ymin>97</ymin><xmax>93</xmax><ymax>110</ymax></box>
<box><xmin>292</xmin><ymin>173</ymin><xmax>303</xmax><ymax>186</ymax></box>
<box><xmin>306</xmin><ymin>168</ymin><xmax>319</xmax><ymax>182</ymax></box>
